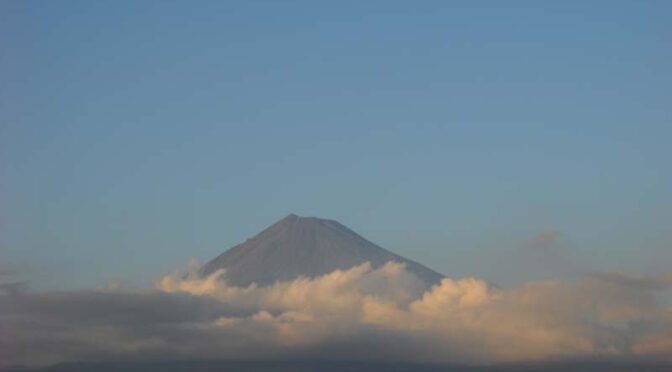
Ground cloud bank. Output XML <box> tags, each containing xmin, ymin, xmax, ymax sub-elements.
<box><xmin>2</xmin><ymin>262</ymin><xmax>672</xmax><ymax>368</ymax></box>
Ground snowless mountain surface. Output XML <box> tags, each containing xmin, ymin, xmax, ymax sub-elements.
<box><xmin>200</xmin><ymin>214</ymin><xmax>444</xmax><ymax>286</ymax></box>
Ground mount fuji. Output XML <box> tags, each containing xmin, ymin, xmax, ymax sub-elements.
<box><xmin>200</xmin><ymin>214</ymin><xmax>444</xmax><ymax>286</ymax></box>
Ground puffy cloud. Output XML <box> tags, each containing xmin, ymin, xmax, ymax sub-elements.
<box><xmin>2</xmin><ymin>262</ymin><xmax>672</xmax><ymax>369</ymax></box>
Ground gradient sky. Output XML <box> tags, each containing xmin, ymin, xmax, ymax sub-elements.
<box><xmin>1</xmin><ymin>1</ymin><xmax>671</xmax><ymax>290</ymax></box>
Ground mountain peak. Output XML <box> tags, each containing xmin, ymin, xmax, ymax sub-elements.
<box><xmin>270</xmin><ymin>214</ymin><xmax>349</xmax><ymax>235</ymax></box>
<box><xmin>201</xmin><ymin>215</ymin><xmax>444</xmax><ymax>286</ymax></box>
<box><xmin>278</xmin><ymin>213</ymin><xmax>319</xmax><ymax>224</ymax></box>
<box><xmin>282</xmin><ymin>213</ymin><xmax>300</xmax><ymax>221</ymax></box>
<box><xmin>278</xmin><ymin>213</ymin><xmax>332</xmax><ymax>224</ymax></box>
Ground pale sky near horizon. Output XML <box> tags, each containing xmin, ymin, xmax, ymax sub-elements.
<box><xmin>1</xmin><ymin>1</ymin><xmax>671</xmax><ymax>290</ymax></box>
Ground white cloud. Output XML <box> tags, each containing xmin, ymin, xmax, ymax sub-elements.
<box><xmin>2</xmin><ymin>262</ymin><xmax>672</xmax><ymax>368</ymax></box>
<box><xmin>158</xmin><ymin>261</ymin><xmax>672</xmax><ymax>364</ymax></box>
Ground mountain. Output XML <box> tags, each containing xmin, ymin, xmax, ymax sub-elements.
<box><xmin>200</xmin><ymin>214</ymin><xmax>444</xmax><ymax>286</ymax></box>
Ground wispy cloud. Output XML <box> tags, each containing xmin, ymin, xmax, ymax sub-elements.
<box><xmin>0</xmin><ymin>268</ymin><xmax>28</xmax><ymax>295</ymax></box>
<box><xmin>527</xmin><ymin>229</ymin><xmax>560</xmax><ymax>249</ymax></box>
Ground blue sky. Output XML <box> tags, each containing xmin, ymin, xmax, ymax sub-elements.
<box><xmin>1</xmin><ymin>1</ymin><xmax>671</xmax><ymax>289</ymax></box>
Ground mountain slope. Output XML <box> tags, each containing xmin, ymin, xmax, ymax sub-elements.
<box><xmin>200</xmin><ymin>214</ymin><xmax>444</xmax><ymax>286</ymax></box>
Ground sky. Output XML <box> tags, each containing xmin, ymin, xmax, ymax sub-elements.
<box><xmin>1</xmin><ymin>0</ymin><xmax>671</xmax><ymax>291</ymax></box>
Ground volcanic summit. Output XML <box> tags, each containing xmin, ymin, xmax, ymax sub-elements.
<box><xmin>200</xmin><ymin>214</ymin><xmax>444</xmax><ymax>286</ymax></box>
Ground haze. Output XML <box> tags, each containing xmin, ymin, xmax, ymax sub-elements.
<box><xmin>1</xmin><ymin>1</ymin><xmax>671</xmax><ymax>371</ymax></box>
